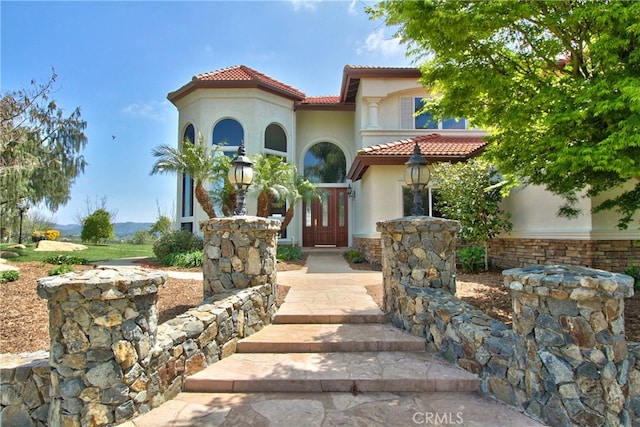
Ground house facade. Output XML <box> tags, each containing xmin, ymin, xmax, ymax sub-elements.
<box><xmin>168</xmin><ymin>65</ymin><xmax>639</xmax><ymax>272</ymax></box>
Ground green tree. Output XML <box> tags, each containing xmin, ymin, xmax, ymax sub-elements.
<box><xmin>1</xmin><ymin>70</ymin><xmax>88</xmax><ymax>221</ymax></box>
<box><xmin>81</xmin><ymin>209</ymin><xmax>114</xmax><ymax>245</ymax></box>
<box><xmin>251</xmin><ymin>155</ymin><xmax>298</xmax><ymax>218</ymax></box>
<box><xmin>249</xmin><ymin>154</ymin><xmax>320</xmax><ymax>232</ymax></box>
<box><xmin>280</xmin><ymin>173</ymin><xmax>321</xmax><ymax>232</ymax></box>
<box><xmin>150</xmin><ymin>136</ymin><xmax>230</xmax><ymax>219</ymax></box>
<box><xmin>370</xmin><ymin>1</ymin><xmax>640</xmax><ymax>229</ymax></box>
<box><xmin>150</xmin><ymin>214</ymin><xmax>172</xmax><ymax>237</ymax></box>
<box><xmin>433</xmin><ymin>159</ymin><xmax>513</xmax><ymax>270</ymax></box>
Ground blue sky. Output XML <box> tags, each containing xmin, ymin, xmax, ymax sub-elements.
<box><xmin>2</xmin><ymin>0</ymin><xmax>413</xmax><ymax>224</ymax></box>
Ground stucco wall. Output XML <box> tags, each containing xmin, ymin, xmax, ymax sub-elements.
<box><xmin>173</xmin><ymin>88</ymin><xmax>297</xmax><ymax>229</ymax></box>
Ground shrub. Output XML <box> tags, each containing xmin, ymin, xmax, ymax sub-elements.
<box><xmin>48</xmin><ymin>264</ymin><xmax>74</xmax><ymax>276</ymax></box>
<box><xmin>457</xmin><ymin>246</ymin><xmax>485</xmax><ymax>273</ymax></box>
<box><xmin>129</xmin><ymin>230</ymin><xmax>155</xmax><ymax>245</ymax></box>
<box><xmin>345</xmin><ymin>249</ymin><xmax>365</xmax><ymax>263</ymax></box>
<box><xmin>43</xmin><ymin>254</ymin><xmax>88</xmax><ymax>265</ymax></box>
<box><xmin>45</xmin><ymin>229</ymin><xmax>60</xmax><ymax>241</ymax></box>
<box><xmin>31</xmin><ymin>230</ymin><xmax>46</xmax><ymax>243</ymax></box>
<box><xmin>624</xmin><ymin>265</ymin><xmax>640</xmax><ymax>291</ymax></box>
<box><xmin>277</xmin><ymin>245</ymin><xmax>303</xmax><ymax>262</ymax></box>
<box><xmin>161</xmin><ymin>250</ymin><xmax>203</xmax><ymax>268</ymax></box>
<box><xmin>0</xmin><ymin>270</ymin><xmax>19</xmax><ymax>283</ymax></box>
<box><xmin>153</xmin><ymin>229</ymin><xmax>203</xmax><ymax>260</ymax></box>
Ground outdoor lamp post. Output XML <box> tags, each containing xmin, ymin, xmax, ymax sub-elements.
<box><xmin>228</xmin><ymin>142</ymin><xmax>254</xmax><ymax>215</ymax></box>
<box><xmin>16</xmin><ymin>199</ymin><xmax>29</xmax><ymax>244</ymax></box>
<box><xmin>404</xmin><ymin>142</ymin><xmax>430</xmax><ymax>216</ymax></box>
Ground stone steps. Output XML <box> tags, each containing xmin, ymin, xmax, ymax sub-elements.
<box><xmin>236</xmin><ymin>323</ymin><xmax>425</xmax><ymax>353</ymax></box>
<box><xmin>183</xmin><ymin>351</ymin><xmax>480</xmax><ymax>393</ymax></box>
<box><xmin>183</xmin><ymin>256</ymin><xmax>480</xmax><ymax>398</ymax></box>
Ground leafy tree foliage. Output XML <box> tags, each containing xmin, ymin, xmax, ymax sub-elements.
<box><xmin>1</xmin><ymin>70</ymin><xmax>88</xmax><ymax>220</ymax></box>
<box><xmin>81</xmin><ymin>209</ymin><xmax>114</xmax><ymax>245</ymax></box>
<box><xmin>250</xmin><ymin>154</ymin><xmax>320</xmax><ymax>231</ymax></box>
<box><xmin>150</xmin><ymin>136</ymin><xmax>230</xmax><ymax>219</ymax></box>
<box><xmin>433</xmin><ymin>159</ymin><xmax>513</xmax><ymax>270</ymax></box>
<box><xmin>370</xmin><ymin>1</ymin><xmax>640</xmax><ymax>228</ymax></box>
<box><xmin>150</xmin><ymin>214</ymin><xmax>173</xmax><ymax>237</ymax></box>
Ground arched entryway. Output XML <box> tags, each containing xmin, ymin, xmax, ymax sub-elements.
<box><xmin>302</xmin><ymin>142</ymin><xmax>348</xmax><ymax>247</ymax></box>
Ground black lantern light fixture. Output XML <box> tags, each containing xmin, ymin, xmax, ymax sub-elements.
<box><xmin>347</xmin><ymin>183</ymin><xmax>356</xmax><ymax>199</ymax></box>
<box><xmin>16</xmin><ymin>198</ymin><xmax>29</xmax><ymax>244</ymax></box>
<box><xmin>228</xmin><ymin>141</ymin><xmax>254</xmax><ymax>216</ymax></box>
<box><xmin>404</xmin><ymin>142</ymin><xmax>430</xmax><ymax>216</ymax></box>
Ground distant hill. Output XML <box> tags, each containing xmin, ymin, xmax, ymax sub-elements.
<box><xmin>56</xmin><ymin>222</ymin><xmax>154</xmax><ymax>238</ymax></box>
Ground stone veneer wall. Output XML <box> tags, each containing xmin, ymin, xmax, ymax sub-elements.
<box><xmin>0</xmin><ymin>274</ymin><xmax>277</xmax><ymax>427</ymax></box>
<box><xmin>352</xmin><ymin>236</ymin><xmax>382</xmax><ymax>268</ymax></box>
<box><xmin>488</xmin><ymin>238</ymin><xmax>640</xmax><ymax>273</ymax></box>
<box><xmin>201</xmin><ymin>216</ymin><xmax>280</xmax><ymax>299</ymax></box>
<box><xmin>377</xmin><ymin>215</ymin><xmax>638</xmax><ymax>426</ymax></box>
<box><xmin>1</xmin><ymin>216</ymin><xmax>281</xmax><ymax>426</ymax></box>
<box><xmin>352</xmin><ymin>236</ymin><xmax>640</xmax><ymax>274</ymax></box>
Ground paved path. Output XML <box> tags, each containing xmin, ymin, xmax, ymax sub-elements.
<box><xmin>118</xmin><ymin>250</ymin><xmax>545</xmax><ymax>426</ymax></box>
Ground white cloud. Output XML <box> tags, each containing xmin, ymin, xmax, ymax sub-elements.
<box><xmin>121</xmin><ymin>100</ymin><xmax>172</xmax><ymax>121</ymax></box>
<box><xmin>356</xmin><ymin>28</ymin><xmax>405</xmax><ymax>57</ymax></box>
<box><xmin>347</xmin><ymin>0</ymin><xmax>358</xmax><ymax>16</ymax></box>
<box><xmin>290</xmin><ymin>0</ymin><xmax>320</xmax><ymax>12</ymax></box>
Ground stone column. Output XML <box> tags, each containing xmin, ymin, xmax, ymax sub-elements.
<box><xmin>376</xmin><ymin>217</ymin><xmax>460</xmax><ymax>324</ymax></box>
<box><xmin>37</xmin><ymin>267</ymin><xmax>167</xmax><ymax>427</ymax></box>
<box><xmin>201</xmin><ymin>216</ymin><xmax>281</xmax><ymax>299</ymax></box>
<box><xmin>502</xmin><ymin>265</ymin><xmax>634</xmax><ymax>426</ymax></box>
<box><xmin>366</xmin><ymin>97</ymin><xmax>382</xmax><ymax>129</ymax></box>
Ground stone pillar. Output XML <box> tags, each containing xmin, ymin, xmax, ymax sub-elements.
<box><xmin>201</xmin><ymin>216</ymin><xmax>280</xmax><ymax>299</ymax></box>
<box><xmin>37</xmin><ymin>267</ymin><xmax>167</xmax><ymax>427</ymax></box>
<box><xmin>376</xmin><ymin>217</ymin><xmax>460</xmax><ymax>323</ymax></box>
<box><xmin>502</xmin><ymin>265</ymin><xmax>634</xmax><ymax>426</ymax></box>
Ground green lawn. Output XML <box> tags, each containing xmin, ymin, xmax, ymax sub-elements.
<box><xmin>0</xmin><ymin>242</ymin><xmax>154</xmax><ymax>263</ymax></box>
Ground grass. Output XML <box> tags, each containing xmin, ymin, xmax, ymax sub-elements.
<box><xmin>0</xmin><ymin>242</ymin><xmax>154</xmax><ymax>263</ymax></box>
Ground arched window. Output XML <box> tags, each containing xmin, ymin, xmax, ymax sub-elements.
<box><xmin>303</xmin><ymin>142</ymin><xmax>346</xmax><ymax>184</ymax></box>
<box><xmin>213</xmin><ymin>118</ymin><xmax>243</xmax><ymax>152</ymax></box>
<box><xmin>181</xmin><ymin>124</ymin><xmax>195</xmax><ymax>221</ymax></box>
<box><xmin>265</xmin><ymin>123</ymin><xmax>287</xmax><ymax>153</ymax></box>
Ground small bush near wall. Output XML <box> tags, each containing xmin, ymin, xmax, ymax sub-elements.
<box><xmin>457</xmin><ymin>246</ymin><xmax>484</xmax><ymax>273</ymax></box>
<box><xmin>153</xmin><ymin>229</ymin><xmax>203</xmax><ymax>260</ymax></box>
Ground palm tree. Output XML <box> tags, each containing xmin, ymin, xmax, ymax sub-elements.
<box><xmin>249</xmin><ymin>154</ymin><xmax>320</xmax><ymax>231</ymax></box>
<box><xmin>280</xmin><ymin>173</ymin><xmax>321</xmax><ymax>231</ymax></box>
<box><xmin>250</xmin><ymin>154</ymin><xmax>297</xmax><ymax>218</ymax></box>
<box><xmin>150</xmin><ymin>136</ymin><xmax>229</xmax><ymax>219</ymax></box>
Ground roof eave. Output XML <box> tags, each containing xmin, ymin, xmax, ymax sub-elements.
<box><xmin>347</xmin><ymin>150</ymin><xmax>486</xmax><ymax>181</ymax></box>
<box><xmin>340</xmin><ymin>66</ymin><xmax>422</xmax><ymax>103</ymax></box>
<box><xmin>168</xmin><ymin>80</ymin><xmax>305</xmax><ymax>105</ymax></box>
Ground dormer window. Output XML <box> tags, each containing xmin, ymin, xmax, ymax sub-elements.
<box><xmin>401</xmin><ymin>97</ymin><xmax>467</xmax><ymax>130</ymax></box>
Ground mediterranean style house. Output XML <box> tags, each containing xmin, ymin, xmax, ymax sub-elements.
<box><xmin>167</xmin><ymin>65</ymin><xmax>639</xmax><ymax>272</ymax></box>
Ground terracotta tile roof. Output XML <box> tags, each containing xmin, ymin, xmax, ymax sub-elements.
<box><xmin>194</xmin><ymin>65</ymin><xmax>305</xmax><ymax>98</ymax></box>
<box><xmin>299</xmin><ymin>96</ymin><xmax>341</xmax><ymax>104</ymax></box>
<box><xmin>168</xmin><ymin>65</ymin><xmax>305</xmax><ymax>103</ymax></box>
<box><xmin>359</xmin><ymin>134</ymin><xmax>487</xmax><ymax>157</ymax></box>
<box><xmin>347</xmin><ymin>134</ymin><xmax>488</xmax><ymax>181</ymax></box>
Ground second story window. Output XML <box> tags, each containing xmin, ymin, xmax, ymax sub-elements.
<box><xmin>401</xmin><ymin>97</ymin><xmax>467</xmax><ymax>130</ymax></box>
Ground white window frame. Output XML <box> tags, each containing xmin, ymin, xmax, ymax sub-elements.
<box><xmin>400</xmin><ymin>97</ymin><xmax>467</xmax><ymax>130</ymax></box>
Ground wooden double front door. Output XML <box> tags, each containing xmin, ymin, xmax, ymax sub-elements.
<box><xmin>302</xmin><ymin>187</ymin><xmax>348</xmax><ymax>247</ymax></box>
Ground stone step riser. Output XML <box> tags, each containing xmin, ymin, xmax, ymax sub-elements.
<box><xmin>184</xmin><ymin>351</ymin><xmax>481</xmax><ymax>396</ymax></box>
<box><xmin>273</xmin><ymin>314</ymin><xmax>387</xmax><ymax>324</ymax></box>
<box><xmin>184</xmin><ymin>378</ymin><xmax>480</xmax><ymax>393</ymax></box>
<box><xmin>236</xmin><ymin>341</ymin><xmax>425</xmax><ymax>353</ymax></box>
